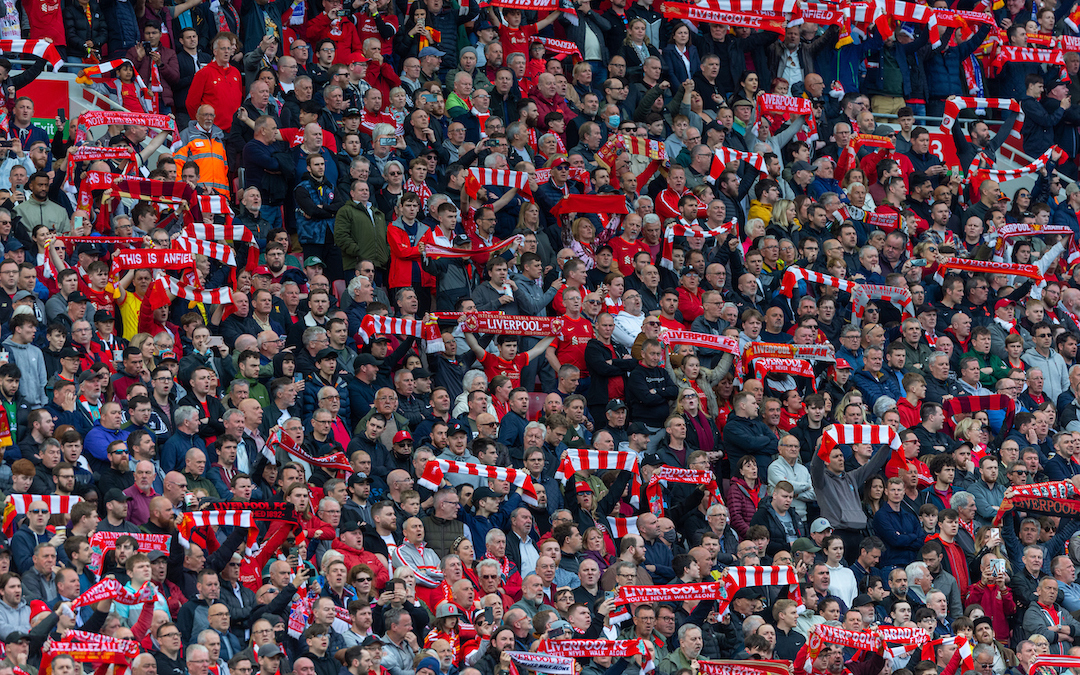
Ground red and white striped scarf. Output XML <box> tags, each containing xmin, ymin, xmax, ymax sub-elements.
<box><xmin>976</xmin><ymin>145</ymin><xmax>1063</xmax><ymax>183</ymax></box>
<box><xmin>919</xmin><ymin>636</ymin><xmax>974</xmax><ymax>672</ymax></box>
<box><xmin>70</xmin><ymin>578</ymin><xmax>157</xmax><ymax>609</ymax></box>
<box><xmin>658</xmin><ymin>330</ymin><xmax>739</xmax><ymax>356</ymax></box>
<box><xmin>74</xmin><ymin>110</ymin><xmax>179</xmax><ymax>151</ymax></box>
<box><xmin>752</xmin><ymin>356</ymin><xmax>817</xmax><ymax>383</ymax></box>
<box><xmin>660</xmin><ymin>220</ymin><xmax>736</xmax><ymax>270</ymax></box>
<box><xmin>557</xmin><ymin>449</ymin><xmax>641</xmax><ymax>507</ymax></box>
<box><xmin>175</xmin><ymin>236</ymin><xmax>236</xmax><ymax>267</ymax></box>
<box><xmin>357</xmin><ymin>314</ymin><xmax>443</xmax><ymax>353</ymax></box>
<box><xmin>183</xmin><ymin>221</ymin><xmax>255</xmax><ymax>243</ymax></box>
<box><xmin>662</xmin><ymin>2</ymin><xmax>786</xmax><ymax>33</ymax></box>
<box><xmin>874</xmin><ymin>0</ymin><xmax>938</xmax><ymax>41</ymax></box>
<box><xmin>0</xmin><ymin>40</ymin><xmax>63</xmax><ymax>70</ymax></box>
<box><xmin>4</xmin><ymin>494</ymin><xmax>80</xmax><ymax>515</ymax></box>
<box><xmin>817</xmin><ymin>424</ymin><xmax>901</xmax><ymax>462</ymax></box>
<box><xmin>940</xmin><ymin>97</ymin><xmax>1023</xmax><ymax>137</ymax></box>
<box><xmin>779</xmin><ymin>266</ymin><xmax>858</xmax><ymax>297</ymax></box>
<box><xmin>418</xmin><ymin>459</ymin><xmax>538</xmax><ymax>505</ymax></box>
<box><xmin>607</xmin><ymin>516</ymin><xmax>639</xmax><ymax>538</ymax></box>
<box><xmin>424</xmin><ymin>234</ymin><xmax>520</xmax><ymax>259</ymax></box>
<box><xmin>198</xmin><ymin>195</ymin><xmax>234</xmax><ymax>215</ymax></box>
<box><xmin>158</xmin><ymin>275</ymin><xmax>233</xmax><ymax>306</ymax></box>
<box><xmin>716</xmin><ymin>565</ymin><xmax>803</xmax><ymax>617</ymax></box>
<box><xmin>267</xmin><ymin>427</ymin><xmax>352</xmax><ymax>474</ymax></box>
<box><xmin>177</xmin><ymin>509</ymin><xmax>254</xmax><ymax>552</ymax></box>
<box><xmin>465</xmin><ymin>168</ymin><xmax>530</xmax><ymax>199</ymax></box>
<box><xmin>1030</xmin><ymin>655</ymin><xmax>1080</xmax><ymax>674</ymax></box>
<box><xmin>711</xmin><ymin>147</ymin><xmax>768</xmax><ymax>180</ymax></box>
<box><xmin>851</xmin><ymin>284</ymin><xmax>914</xmax><ymax>326</ymax></box>
<box><xmin>404</xmin><ymin>179</ymin><xmax>432</xmax><ymax>209</ymax></box>
<box><xmin>76</xmin><ymin>59</ymin><xmax>155</xmax><ymax>113</ymax></box>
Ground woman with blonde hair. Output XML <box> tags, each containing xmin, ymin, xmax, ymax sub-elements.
<box><xmin>619</xmin><ymin>18</ymin><xmax>660</xmax><ymax>80</ymax></box>
<box><xmin>954</xmin><ymin>417</ymin><xmax>988</xmax><ymax>463</ymax></box>
<box><xmin>569</xmin><ymin>217</ymin><xmax>597</xmax><ymax>269</ymax></box>
<box><xmin>767</xmin><ymin>199</ymin><xmax>798</xmax><ymax>240</ymax></box>
<box><xmin>674</xmin><ymin>385</ymin><xmax>721</xmax><ymax>464</ymax></box>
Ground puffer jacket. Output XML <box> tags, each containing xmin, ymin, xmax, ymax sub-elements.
<box><xmin>294</xmin><ymin>173</ymin><xmax>345</xmax><ymax>245</ymax></box>
<box><xmin>726</xmin><ymin>477</ymin><xmax>765</xmax><ymax>538</ymax></box>
<box><xmin>63</xmin><ymin>0</ymin><xmax>108</xmax><ymax>57</ymax></box>
<box><xmin>924</xmin><ymin>24</ymin><xmax>992</xmax><ymax>98</ymax></box>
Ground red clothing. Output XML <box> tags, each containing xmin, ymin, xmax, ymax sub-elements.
<box><xmin>655</xmin><ymin>187</ymin><xmax>708</xmax><ymax>222</ymax></box>
<box><xmin>359</xmin><ymin>109</ymin><xmax>397</xmax><ymax>136</ymax></box>
<box><xmin>388</xmin><ymin>221</ymin><xmax>435</xmax><ymax>289</ymax></box>
<box><xmin>551</xmin><ymin>282</ymin><xmax>588</xmax><ymax>315</ymax></box>
<box><xmin>551</xmin><ymin>316</ymin><xmax>594</xmax><ymax>377</ymax></box>
<box><xmin>332</xmin><ymin>540</ymin><xmax>389</xmax><ymax>591</ymax></box>
<box><xmin>355</xmin><ymin>13</ymin><xmax>398</xmax><ymax>55</ymax></box>
<box><xmin>478</xmin><ymin>351</ymin><xmax>530</xmax><ymax>389</ymax></box>
<box><xmin>186</xmin><ymin>62</ymin><xmax>243</xmax><ymax>131</ymax></box>
<box><xmin>26</xmin><ymin>0</ymin><xmax>64</xmax><ymax>45</ymax></box>
<box><xmin>610</xmin><ymin>236</ymin><xmax>650</xmax><ymax>276</ymax></box>
<box><xmin>499</xmin><ymin>24</ymin><xmax>537</xmax><ymax>60</ymax></box>
<box><xmin>365</xmin><ymin>61</ymin><xmax>402</xmax><ymax>106</ymax></box>
<box><xmin>677</xmin><ymin>286</ymin><xmax>703</xmax><ymax>325</ymax></box>
<box><xmin>897</xmin><ymin>398</ymin><xmax>922</xmax><ymax>429</ymax></box>
<box><xmin>779</xmin><ymin>405</ymin><xmax>805</xmax><ymax>432</ymax></box>
<box><xmin>964</xmin><ymin>581</ymin><xmax>1016</xmax><ymax>639</ymax></box>
<box><xmin>305</xmin><ymin>13</ymin><xmax>365</xmax><ymax>63</ymax></box>
<box><xmin>529</xmin><ymin>86</ymin><xmax>576</xmax><ymax>131</ymax></box>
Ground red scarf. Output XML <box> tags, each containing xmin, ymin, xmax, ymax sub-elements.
<box><xmin>483</xmin><ymin>552</ymin><xmax>512</xmax><ymax>580</ymax></box>
<box><xmin>930</xmin><ymin>534</ymin><xmax>970</xmax><ymax>595</ymax></box>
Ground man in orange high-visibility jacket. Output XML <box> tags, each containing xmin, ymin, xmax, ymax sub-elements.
<box><xmin>174</xmin><ymin>104</ymin><xmax>229</xmax><ymax>196</ymax></box>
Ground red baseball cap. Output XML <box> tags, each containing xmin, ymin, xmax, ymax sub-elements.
<box><xmin>835</xmin><ymin>358</ymin><xmax>853</xmax><ymax>370</ymax></box>
<box><xmin>393</xmin><ymin>430</ymin><xmax>413</xmax><ymax>444</ymax></box>
<box><xmin>994</xmin><ymin>298</ymin><xmax>1016</xmax><ymax>312</ymax></box>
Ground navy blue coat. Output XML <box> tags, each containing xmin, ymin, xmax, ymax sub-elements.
<box><xmin>872</xmin><ymin>502</ymin><xmax>924</xmax><ymax>567</ymax></box>
<box><xmin>661</xmin><ymin>44</ymin><xmax>701</xmax><ymax>86</ymax></box>
<box><xmin>925</xmin><ymin>24</ymin><xmax>992</xmax><ymax>99</ymax></box>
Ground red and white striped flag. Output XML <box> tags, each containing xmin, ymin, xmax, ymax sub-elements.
<box><xmin>716</xmin><ymin>565</ymin><xmax>803</xmax><ymax>617</ymax></box>
<box><xmin>423</xmin><ymin>235</ymin><xmax>521</xmax><ymax>259</ymax></box>
<box><xmin>198</xmin><ymin>195</ymin><xmax>234</xmax><ymax>215</ymax></box>
<box><xmin>975</xmin><ymin>146</ymin><xmax>1063</xmax><ymax>183</ymax></box>
<box><xmin>851</xmin><ymin>284</ymin><xmax>914</xmax><ymax>326</ymax></box>
<box><xmin>557</xmin><ymin>450</ymin><xmax>642</xmax><ymax>507</ymax></box>
<box><xmin>418</xmin><ymin>459</ymin><xmax>538</xmax><ymax>505</ymax></box>
<box><xmin>160</xmin><ymin>276</ymin><xmax>233</xmax><ymax>306</ymax></box>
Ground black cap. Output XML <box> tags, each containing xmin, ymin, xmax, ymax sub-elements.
<box><xmin>452</xmin><ymin>234</ymin><xmax>471</xmax><ymax>247</ymax></box>
<box><xmin>447</xmin><ymin>420</ymin><xmax>468</xmax><ymax>436</ymax></box>
<box><xmin>473</xmin><ymin>487</ymin><xmax>498</xmax><ymax>503</ymax></box>
<box><xmin>104</xmin><ymin>488</ymin><xmax>132</xmax><ymax>503</ymax></box>
<box><xmin>315</xmin><ymin>348</ymin><xmax>337</xmax><ymax>362</ymax></box>
<box><xmin>679</xmin><ymin>266</ymin><xmax>698</xmax><ymax>277</ymax></box>
<box><xmin>606</xmin><ymin>399</ymin><xmax>627</xmax><ymax>412</ymax></box>
<box><xmin>94</xmin><ymin>310</ymin><xmax>114</xmax><ymax>322</ymax></box>
<box><xmin>733</xmin><ymin>587</ymin><xmax>762</xmax><ymax>600</ymax></box>
<box><xmin>348</xmin><ymin>472</ymin><xmax>373</xmax><ymax>487</ymax></box>
<box><xmin>370</xmin><ymin>335</ymin><xmax>390</xmax><ymax>343</ymax></box>
<box><xmin>5</xmin><ymin>631</ymin><xmax>28</xmax><ymax>643</ymax></box>
<box><xmin>354</xmin><ymin>353</ymin><xmax>383</xmax><ymax>369</ymax></box>
<box><xmin>67</xmin><ymin>291</ymin><xmax>88</xmax><ymax>303</ymax></box>
<box><xmin>852</xmin><ymin>593</ymin><xmax>874</xmax><ymax>607</ymax></box>
<box><xmin>74</xmin><ymin>243</ymin><xmax>99</xmax><ymax>256</ymax></box>
<box><xmin>412</xmin><ymin>367</ymin><xmax>432</xmax><ymax>379</ymax></box>
<box><xmin>58</xmin><ymin>346</ymin><xmax>80</xmax><ymax>359</ymax></box>
<box><xmin>343</xmin><ymin>107</ymin><xmax>362</xmax><ymax>118</ymax></box>
<box><xmin>76</xmin><ymin>370</ymin><xmax>100</xmax><ymax>384</ymax></box>
<box><xmin>642</xmin><ymin>452</ymin><xmax>664</xmax><ymax>467</ymax></box>
<box><xmin>340</xmin><ymin>519</ymin><xmax>362</xmax><ymax>534</ymax></box>
<box><xmin>628</xmin><ymin>422</ymin><xmax>649</xmax><ymax>437</ymax></box>
<box><xmin>360</xmin><ymin>636</ymin><xmax>384</xmax><ymax>648</ymax></box>
<box><xmin>916</xmin><ymin>304</ymin><xmax>937</xmax><ymax>316</ymax></box>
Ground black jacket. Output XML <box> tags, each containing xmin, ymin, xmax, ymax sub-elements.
<box><xmin>626</xmin><ymin>362</ymin><xmax>678</xmax><ymax>428</ymax></box>
<box><xmin>63</xmin><ymin>2</ymin><xmax>109</xmax><ymax>57</ymax></box>
<box><xmin>748</xmin><ymin>503</ymin><xmax>805</xmax><ymax>556</ymax></box>
<box><xmin>722</xmin><ymin>414</ymin><xmax>778</xmax><ymax>474</ymax></box>
<box><xmin>584</xmin><ymin>339</ymin><xmax>636</xmax><ymax>409</ymax></box>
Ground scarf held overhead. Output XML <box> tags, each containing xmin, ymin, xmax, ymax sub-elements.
<box><xmin>418</xmin><ymin>459</ymin><xmax>539</xmax><ymax>506</ymax></box>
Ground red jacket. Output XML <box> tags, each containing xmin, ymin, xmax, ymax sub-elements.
<box><xmin>332</xmin><ymin>540</ymin><xmax>390</xmax><ymax>591</ymax></box>
<box><xmin>305</xmin><ymin>14</ymin><xmax>365</xmax><ymax>63</ymax></box>
<box><xmin>388</xmin><ymin>220</ymin><xmax>434</xmax><ymax>289</ymax></box>
<box><xmin>186</xmin><ymin>62</ymin><xmax>243</xmax><ymax>131</ymax></box>
<box><xmin>364</xmin><ymin>61</ymin><xmax>402</xmax><ymax>107</ymax></box>
<box><xmin>964</xmin><ymin>580</ymin><xmax>1015</xmax><ymax>639</ymax></box>
<box><xmin>529</xmin><ymin>87</ymin><xmax>576</xmax><ymax>131</ymax></box>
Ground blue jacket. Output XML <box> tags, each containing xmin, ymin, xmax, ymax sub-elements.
<box><xmin>872</xmin><ymin>502</ymin><xmax>924</xmax><ymax>568</ymax></box>
<box><xmin>458</xmin><ymin>492</ymin><xmax>521</xmax><ymax>558</ymax></box>
<box><xmin>1045</xmin><ymin>455</ymin><xmax>1080</xmax><ymax>482</ymax></box>
<box><xmin>851</xmin><ymin>369</ymin><xmax>900</xmax><ymax>403</ymax></box>
<box><xmin>294</xmin><ymin>173</ymin><xmax>345</xmax><ymax>245</ymax></box>
<box><xmin>160</xmin><ymin>430</ymin><xmax>207</xmax><ymax>474</ymax></box>
<box><xmin>643</xmin><ymin>537</ymin><xmax>674</xmax><ymax>583</ymax></box>
<box><xmin>301</xmin><ymin>372</ymin><xmax>351</xmax><ymax>426</ymax></box>
<box><xmin>924</xmin><ymin>24</ymin><xmax>992</xmax><ymax>98</ymax></box>
<box><xmin>1051</xmin><ymin>200</ymin><xmax>1080</xmax><ymax>237</ymax></box>
<box><xmin>83</xmin><ymin>424</ymin><xmax>131</xmax><ymax>465</ymax></box>
<box><xmin>497</xmin><ymin>411</ymin><xmax>528</xmax><ymax>454</ymax></box>
<box><xmin>661</xmin><ymin>44</ymin><xmax>701</xmax><ymax>85</ymax></box>
<box><xmin>11</xmin><ymin>526</ymin><xmax>69</xmax><ymax>574</ymax></box>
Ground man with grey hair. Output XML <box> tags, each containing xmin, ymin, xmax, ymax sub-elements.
<box><xmin>187</xmin><ymin>644</ymin><xmax>213</xmax><ymax>675</ymax></box>
<box><xmin>659</xmin><ymin>624</ymin><xmax>703</xmax><ymax>675</ymax></box>
<box><xmin>198</xmin><ymin>628</ymin><xmax>231</xmax><ymax>675</ymax></box>
<box><xmin>161</xmin><ymin>405</ymin><xmax>206</xmax><ymax>474</ymax></box>
<box><xmin>950</xmin><ymin>491</ymin><xmax>978</xmax><ymax>555</ymax></box>
<box><xmin>380</xmin><ymin>607</ymin><xmax>418</xmax><ymax>675</ymax></box>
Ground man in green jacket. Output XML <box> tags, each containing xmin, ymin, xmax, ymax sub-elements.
<box><xmin>335</xmin><ymin>180</ymin><xmax>389</xmax><ymax>273</ymax></box>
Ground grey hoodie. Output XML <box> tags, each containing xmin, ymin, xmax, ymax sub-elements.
<box><xmin>1</xmin><ymin>337</ymin><xmax>47</xmax><ymax>408</ymax></box>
